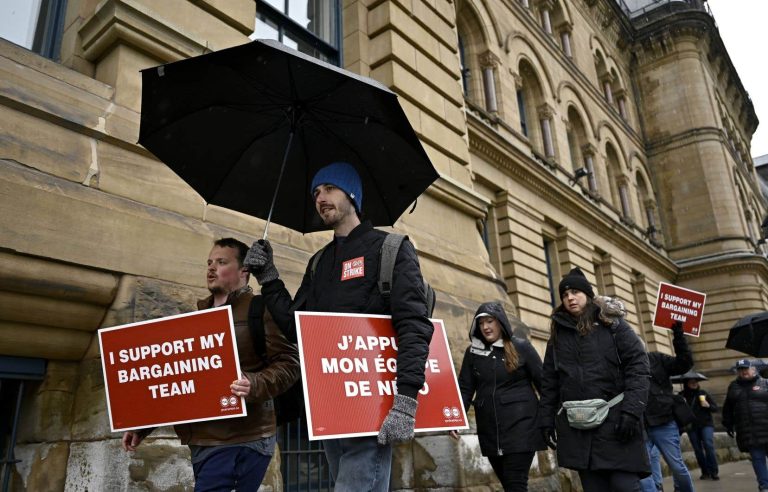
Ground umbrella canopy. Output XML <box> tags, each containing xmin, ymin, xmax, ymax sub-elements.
<box><xmin>725</xmin><ymin>311</ymin><xmax>768</xmax><ymax>357</ymax></box>
<box><xmin>139</xmin><ymin>39</ymin><xmax>439</xmax><ymax>235</ymax></box>
<box><xmin>670</xmin><ymin>370</ymin><xmax>708</xmax><ymax>383</ymax></box>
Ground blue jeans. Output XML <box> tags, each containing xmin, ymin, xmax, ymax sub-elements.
<box><xmin>687</xmin><ymin>426</ymin><xmax>718</xmax><ymax>477</ymax></box>
<box><xmin>749</xmin><ymin>445</ymin><xmax>768</xmax><ymax>490</ymax></box>
<box><xmin>647</xmin><ymin>443</ymin><xmax>662</xmax><ymax>491</ymax></box>
<box><xmin>192</xmin><ymin>446</ymin><xmax>271</xmax><ymax>491</ymax></box>
<box><xmin>639</xmin><ymin>421</ymin><xmax>695</xmax><ymax>492</ymax></box>
<box><xmin>324</xmin><ymin>436</ymin><xmax>392</xmax><ymax>492</ymax></box>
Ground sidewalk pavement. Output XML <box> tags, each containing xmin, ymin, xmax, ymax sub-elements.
<box><xmin>662</xmin><ymin>459</ymin><xmax>758</xmax><ymax>491</ymax></box>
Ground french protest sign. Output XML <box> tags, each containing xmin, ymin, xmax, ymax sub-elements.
<box><xmin>653</xmin><ymin>282</ymin><xmax>706</xmax><ymax>337</ymax></box>
<box><xmin>98</xmin><ymin>306</ymin><xmax>246</xmax><ymax>432</ymax></box>
<box><xmin>295</xmin><ymin>312</ymin><xmax>468</xmax><ymax>440</ymax></box>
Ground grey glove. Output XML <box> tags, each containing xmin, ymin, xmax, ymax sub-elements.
<box><xmin>377</xmin><ymin>394</ymin><xmax>418</xmax><ymax>445</ymax></box>
<box><xmin>244</xmin><ymin>240</ymin><xmax>279</xmax><ymax>284</ymax></box>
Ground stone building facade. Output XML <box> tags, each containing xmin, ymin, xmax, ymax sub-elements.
<box><xmin>0</xmin><ymin>0</ymin><xmax>764</xmax><ymax>490</ymax></box>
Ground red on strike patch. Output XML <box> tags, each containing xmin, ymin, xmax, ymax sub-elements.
<box><xmin>341</xmin><ymin>257</ymin><xmax>365</xmax><ymax>281</ymax></box>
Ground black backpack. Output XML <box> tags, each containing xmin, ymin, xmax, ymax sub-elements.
<box><xmin>247</xmin><ymin>296</ymin><xmax>303</xmax><ymax>426</ymax></box>
<box><xmin>310</xmin><ymin>232</ymin><xmax>436</xmax><ymax>316</ymax></box>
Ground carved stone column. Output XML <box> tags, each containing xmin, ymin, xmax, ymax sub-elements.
<box><xmin>538</xmin><ymin>103</ymin><xmax>555</xmax><ymax>159</ymax></box>
<box><xmin>582</xmin><ymin>144</ymin><xmax>599</xmax><ymax>193</ymax></box>
<box><xmin>479</xmin><ymin>50</ymin><xmax>500</xmax><ymax>114</ymax></box>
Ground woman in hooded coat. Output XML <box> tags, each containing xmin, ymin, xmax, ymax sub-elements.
<box><xmin>452</xmin><ymin>301</ymin><xmax>546</xmax><ymax>491</ymax></box>
<box><xmin>538</xmin><ymin>267</ymin><xmax>650</xmax><ymax>492</ymax></box>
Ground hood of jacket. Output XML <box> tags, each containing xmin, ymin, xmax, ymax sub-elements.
<box><xmin>469</xmin><ymin>302</ymin><xmax>514</xmax><ymax>349</ymax></box>
<box><xmin>551</xmin><ymin>295</ymin><xmax>626</xmax><ymax>331</ymax></box>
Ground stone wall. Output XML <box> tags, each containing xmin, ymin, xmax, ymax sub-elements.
<box><xmin>1</xmin><ymin>0</ymin><xmax>767</xmax><ymax>489</ymax></box>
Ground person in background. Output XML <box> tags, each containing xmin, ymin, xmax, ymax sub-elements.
<box><xmin>640</xmin><ymin>321</ymin><xmax>695</xmax><ymax>492</ymax></box>
<box><xmin>538</xmin><ymin>267</ymin><xmax>650</xmax><ymax>492</ymax></box>
<box><xmin>451</xmin><ymin>302</ymin><xmax>545</xmax><ymax>491</ymax></box>
<box><xmin>723</xmin><ymin>359</ymin><xmax>768</xmax><ymax>492</ymax></box>
<box><xmin>679</xmin><ymin>375</ymin><xmax>719</xmax><ymax>480</ymax></box>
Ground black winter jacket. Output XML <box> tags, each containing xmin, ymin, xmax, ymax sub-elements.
<box><xmin>539</xmin><ymin>297</ymin><xmax>650</xmax><ymax>475</ymax></box>
<box><xmin>457</xmin><ymin>302</ymin><xmax>546</xmax><ymax>456</ymax></box>
<box><xmin>261</xmin><ymin>221</ymin><xmax>434</xmax><ymax>398</ymax></box>
<box><xmin>679</xmin><ymin>387</ymin><xmax>718</xmax><ymax>428</ymax></box>
<box><xmin>722</xmin><ymin>376</ymin><xmax>768</xmax><ymax>452</ymax></box>
<box><xmin>645</xmin><ymin>328</ymin><xmax>693</xmax><ymax>427</ymax></box>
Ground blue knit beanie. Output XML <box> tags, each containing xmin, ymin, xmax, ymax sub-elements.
<box><xmin>310</xmin><ymin>162</ymin><xmax>363</xmax><ymax>213</ymax></box>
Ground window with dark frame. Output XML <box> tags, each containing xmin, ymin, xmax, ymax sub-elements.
<box><xmin>253</xmin><ymin>0</ymin><xmax>341</xmax><ymax>65</ymax></box>
<box><xmin>0</xmin><ymin>0</ymin><xmax>68</xmax><ymax>61</ymax></box>
<box><xmin>517</xmin><ymin>89</ymin><xmax>528</xmax><ymax>137</ymax></box>
<box><xmin>543</xmin><ymin>238</ymin><xmax>557</xmax><ymax>307</ymax></box>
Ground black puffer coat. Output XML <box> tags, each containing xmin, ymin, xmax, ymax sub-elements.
<box><xmin>457</xmin><ymin>302</ymin><xmax>546</xmax><ymax>456</ymax></box>
<box><xmin>722</xmin><ymin>375</ymin><xmax>768</xmax><ymax>452</ymax></box>
<box><xmin>539</xmin><ymin>297</ymin><xmax>650</xmax><ymax>475</ymax></box>
<box><xmin>645</xmin><ymin>327</ymin><xmax>693</xmax><ymax>427</ymax></box>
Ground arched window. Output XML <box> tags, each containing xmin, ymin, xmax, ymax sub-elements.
<box><xmin>605</xmin><ymin>143</ymin><xmax>630</xmax><ymax>219</ymax></box>
<box><xmin>517</xmin><ymin>61</ymin><xmax>553</xmax><ymax>159</ymax></box>
<box><xmin>636</xmin><ymin>170</ymin><xmax>659</xmax><ymax>241</ymax></box>
<box><xmin>456</xmin><ymin>2</ymin><xmax>497</xmax><ymax>113</ymax></box>
<box><xmin>566</xmin><ymin>107</ymin><xmax>598</xmax><ymax>193</ymax></box>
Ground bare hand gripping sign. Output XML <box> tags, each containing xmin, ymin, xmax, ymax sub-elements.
<box><xmin>98</xmin><ymin>306</ymin><xmax>246</xmax><ymax>432</ymax></box>
<box><xmin>295</xmin><ymin>312</ymin><xmax>468</xmax><ymax>440</ymax></box>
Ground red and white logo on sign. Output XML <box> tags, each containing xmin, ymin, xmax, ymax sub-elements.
<box><xmin>341</xmin><ymin>257</ymin><xmax>365</xmax><ymax>281</ymax></box>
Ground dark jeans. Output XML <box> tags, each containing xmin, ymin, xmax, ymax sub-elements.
<box><xmin>487</xmin><ymin>451</ymin><xmax>535</xmax><ymax>492</ymax></box>
<box><xmin>749</xmin><ymin>445</ymin><xmax>768</xmax><ymax>490</ymax></box>
<box><xmin>192</xmin><ymin>446</ymin><xmax>271</xmax><ymax>492</ymax></box>
<box><xmin>579</xmin><ymin>469</ymin><xmax>642</xmax><ymax>492</ymax></box>
<box><xmin>688</xmin><ymin>425</ymin><xmax>718</xmax><ymax>477</ymax></box>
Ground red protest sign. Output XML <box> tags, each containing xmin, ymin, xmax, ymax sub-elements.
<box><xmin>98</xmin><ymin>306</ymin><xmax>246</xmax><ymax>432</ymax></box>
<box><xmin>653</xmin><ymin>282</ymin><xmax>706</xmax><ymax>337</ymax></box>
<box><xmin>295</xmin><ymin>312</ymin><xmax>468</xmax><ymax>440</ymax></box>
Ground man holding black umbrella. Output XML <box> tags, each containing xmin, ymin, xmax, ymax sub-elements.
<box><xmin>245</xmin><ymin>162</ymin><xmax>434</xmax><ymax>491</ymax></box>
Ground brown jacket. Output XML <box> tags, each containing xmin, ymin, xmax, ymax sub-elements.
<box><xmin>172</xmin><ymin>287</ymin><xmax>300</xmax><ymax>446</ymax></box>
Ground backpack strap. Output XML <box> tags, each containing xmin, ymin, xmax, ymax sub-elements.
<box><xmin>378</xmin><ymin>233</ymin><xmax>406</xmax><ymax>303</ymax></box>
<box><xmin>248</xmin><ymin>295</ymin><xmax>268</xmax><ymax>363</ymax></box>
<box><xmin>310</xmin><ymin>242</ymin><xmax>332</xmax><ymax>280</ymax></box>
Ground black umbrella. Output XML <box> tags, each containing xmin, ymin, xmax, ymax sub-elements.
<box><xmin>725</xmin><ymin>311</ymin><xmax>768</xmax><ymax>357</ymax></box>
<box><xmin>670</xmin><ymin>370</ymin><xmax>708</xmax><ymax>383</ymax></box>
<box><xmin>139</xmin><ymin>39</ymin><xmax>438</xmax><ymax>237</ymax></box>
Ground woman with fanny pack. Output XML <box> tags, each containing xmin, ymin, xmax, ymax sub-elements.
<box><xmin>451</xmin><ymin>301</ymin><xmax>546</xmax><ymax>491</ymax></box>
<box><xmin>538</xmin><ymin>267</ymin><xmax>650</xmax><ymax>491</ymax></box>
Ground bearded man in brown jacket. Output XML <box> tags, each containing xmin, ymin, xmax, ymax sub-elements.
<box><xmin>122</xmin><ymin>237</ymin><xmax>300</xmax><ymax>491</ymax></box>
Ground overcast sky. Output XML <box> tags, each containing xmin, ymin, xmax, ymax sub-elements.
<box><xmin>706</xmin><ymin>0</ymin><xmax>767</xmax><ymax>158</ymax></box>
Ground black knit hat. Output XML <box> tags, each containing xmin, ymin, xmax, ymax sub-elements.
<box><xmin>558</xmin><ymin>267</ymin><xmax>595</xmax><ymax>299</ymax></box>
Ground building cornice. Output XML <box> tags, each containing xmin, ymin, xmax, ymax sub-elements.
<box><xmin>425</xmin><ymin>174</ymin><xmax>491</xmax><ymax>220</ymax></box>
<box><xmin>677</xmin><ymin>250</ymin><xmax>768</xmax><ymax>282</ymax></box>
<box><xmin>79</xmin><ymin>0</ymin><xmax>210</xmax><ymax>64</ymax></box>
<box><xmin>468</xmin><ymin>117</ymin><xmax>678</xmax><ymax>277</ymax></box>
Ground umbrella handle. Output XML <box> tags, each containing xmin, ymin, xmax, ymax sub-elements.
<box><xmin>263</xmin><ymin>129</ymin><xmax>295</xmax><ymax>241</ymax></box>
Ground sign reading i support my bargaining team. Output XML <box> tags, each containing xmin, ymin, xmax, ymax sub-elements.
<box><xmin>295</xmin><ymin>312</ymin><xmax>469</xmax><ymax>440</ymax></box>
<box><xmin>98</xmin><ymin>306</ymin><xmax>246</xmax><ymax>432</ymax></box>
<box><xmin>653</xmin><ymin>282</ymin><xmax>707</xmax><ymax>337</ymax></box>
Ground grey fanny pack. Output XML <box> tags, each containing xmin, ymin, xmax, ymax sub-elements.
<box><xmin>559</xmin><ymin>393</ymin><xmax>625</xmax><ymax>430</ymax></box>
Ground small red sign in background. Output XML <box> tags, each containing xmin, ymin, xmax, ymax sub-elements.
<box><xmin>98</xmin><ymin>306</ymin><xmax>245</xmax><ymax>432</ymax></box>
<box><xmin>653</xmin><ymin>282</ymin><xmax>706</xmax><ymax>337</ymax></box>
<box><xmin>296</xmin><ymin>312</ymin><xmax>468</xmax><ymax>440</ymax></box>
